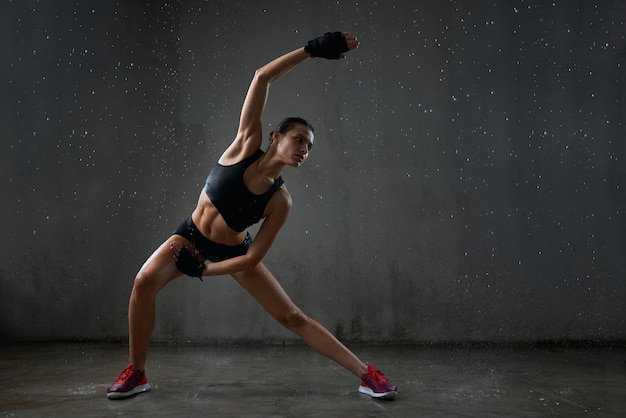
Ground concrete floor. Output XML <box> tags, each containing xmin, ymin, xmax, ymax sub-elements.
<box><xmin>0</xmin><ymin>342</ymin><xmax>625</xmax><ymax>417</ymax></box>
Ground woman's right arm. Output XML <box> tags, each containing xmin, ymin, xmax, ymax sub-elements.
<box><xmin>220</xmin><ymin>32</ymin><xmax>359</xmax><ymax>164</ymax></box>
<box><xmin>219</xmin><ymin>48</ymin><xmax>310</xmax><ymax>164</ymax></box>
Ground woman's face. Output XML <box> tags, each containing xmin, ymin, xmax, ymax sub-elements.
<box><xmin>276</xmin><ymin>124</ymin><xmax>314</xmax><ymax>167</ymax></box>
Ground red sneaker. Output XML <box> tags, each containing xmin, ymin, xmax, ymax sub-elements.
<box><xmin>358</xmin><ymin>364</ymin><xmax>398</xmax><ymax>399</ymax></box>
<box><xmin>107</xmin><ymin>364</ymin><xmax>151</xmax><ymax>399</ymax></box>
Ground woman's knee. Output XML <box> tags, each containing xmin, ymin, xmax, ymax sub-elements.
<box><xmin>132</xmin><ymin>270</ymin><xmax>161</xmax><ymax>298</ymax></box>
<box><xmin>275</xmin><ymin>308</ymin><xmax>308</xmax><ymax>330</ymax></box>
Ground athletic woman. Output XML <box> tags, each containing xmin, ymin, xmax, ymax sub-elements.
<box><xmin>107</xmin><ymin>31</ymin><xmax>397</xmax><ymax>400</ymax></box>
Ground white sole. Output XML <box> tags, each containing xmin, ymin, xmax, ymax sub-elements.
<box><xmin>358</xmin><ymin>385</ymin><xmax>398</xmax><ymax>399</ymax></box>
<box><xmin>107</xmin><ymin>383</ymin><xmax>151</xmax><ymax>399</ymax></box>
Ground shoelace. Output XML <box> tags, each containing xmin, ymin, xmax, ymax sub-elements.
<box><xmin>115</xmin><ymin>366</ymin><xmax>137</xmax><ymax>384</ymax></box>
<box><xmin>367</xmin><ymin>368</ymin><xmax>390</xmax><ymax>385</ymax></box>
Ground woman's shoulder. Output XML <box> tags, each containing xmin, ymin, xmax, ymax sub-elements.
<box><xmin>218</xmin><ymin>136</ymin><xmax>263</xmax><ymax>166</ymax></box>
<box><xmin>266</xmin><ymin>185</ymin><xmax>292</xmax><ymax>218</ymax></box>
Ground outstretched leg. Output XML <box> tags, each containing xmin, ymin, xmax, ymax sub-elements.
<box><xmin>231</xmin><ymin>262</ymin><xmax>368</xmax><ymax>377</ymax></box>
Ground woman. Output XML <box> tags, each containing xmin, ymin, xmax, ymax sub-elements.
<box><xmin>107</xmin><ymin>31</ymin><xmax>397</xmax><ymax>400</ymax></box>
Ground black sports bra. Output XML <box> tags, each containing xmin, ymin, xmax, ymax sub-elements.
<box><xmin>204</xmin><ymin>150</ymin><xmax>284</xmax><ymax>232</ymax></box>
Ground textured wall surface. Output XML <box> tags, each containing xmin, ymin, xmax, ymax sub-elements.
<box><xmin>1</xmin><ymin>0</ymin><xmax>625</xmax><ymax>343</ymax></box>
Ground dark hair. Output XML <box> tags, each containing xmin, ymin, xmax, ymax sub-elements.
<box><xmin>269</xmin><ymin>117</ymin><xmax>314</xmax><ymax>143</ymax></box>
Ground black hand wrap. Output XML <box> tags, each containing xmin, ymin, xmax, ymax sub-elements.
<box><xmin>304</xmin><ymin>32</ymin><xmax>348</xmax><ymax>60</ymax></box>
<box><xmin>176</xmin><ymin>247</ymin><xmax>205</xmax><ymax>279</ymax></box>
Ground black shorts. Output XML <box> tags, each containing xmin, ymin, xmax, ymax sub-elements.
<box><xmin>172</xmin><ymin>216</ymin><xmax>251</xmax><ymax>262</ymax></box>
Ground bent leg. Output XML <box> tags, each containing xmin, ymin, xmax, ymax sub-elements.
<box><xmin>231</xmin><ymin>262</ymin><xmax>367</xmax><ymax>377</ymax></box>
<box><xmin>128</xmin><ymin>236</ymin><xmax>189</xmax><ymax>370</ymax></box>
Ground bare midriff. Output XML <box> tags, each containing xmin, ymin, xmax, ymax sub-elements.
<box><xmin>191</xmin><ymin>191</ymin><xmax>248</xmax><ymax>246</ymax></box>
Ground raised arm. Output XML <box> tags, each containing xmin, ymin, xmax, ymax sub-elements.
<box><xmin>234</xmin><ymin>48</ymin><xmax>310</xmax><ymax>154</ymax></box>
<box><xmin>220</xmin><ymin>32</ymin><xmax>359</xmax><ymax>164</ymax></box>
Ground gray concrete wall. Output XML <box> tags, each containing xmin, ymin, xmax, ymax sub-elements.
<box><xmin>1</xmin><ymin>0</ymin><xmax>625</xmax><ymax>343</ymax></box>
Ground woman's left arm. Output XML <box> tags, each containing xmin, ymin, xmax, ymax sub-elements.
<box><xmin>200</xmin><ymin>189</ymin><xmax>292</xmax><ymax>276</ymax></box>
